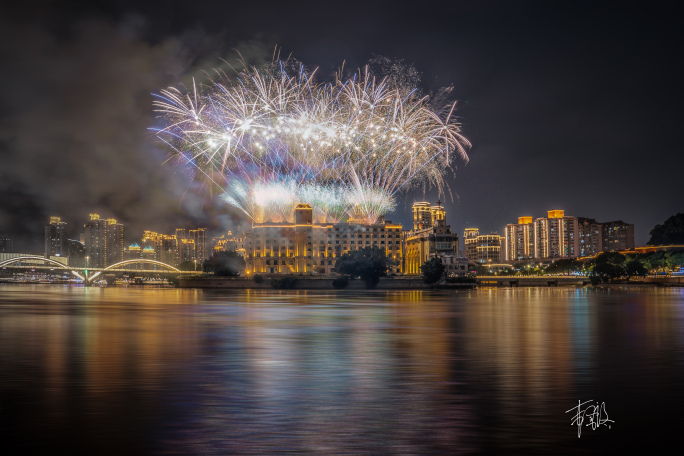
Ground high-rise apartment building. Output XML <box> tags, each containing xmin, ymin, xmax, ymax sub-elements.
<box><xmin>601</xmin><ymin>221</ymin><xmax>635</xmax><ymax>252</ymax></box>
<box><xmin>105</xmin><ymin>218</ymin><xmax>124</xmax><ymax>266</ymax></box>
<box><xmin>244</xmin><ymin>204</ymin><xmax>403</xmax><ymax>275</ymax></box>
<box><xmin>504</xmin><ymin>216</ymin><xmax>535</xmax><ymax>261</ymax></box>
<box><xmin>534</xmin><ymin>210</ymin><xmax>579</xmax><ymax>259</ymax></box>
<box><xmin>405</xmin><ymin>201</ymin><xmax>459</xmax><ymax>274</ymax></box>
<box><xmin>83</xmin><ymin>214</ymin><xmax>124</xmax><ymax>267</ymax></box>
<box><xmin>578</xmin><ymin>217</ymin><xmax>603</xmax><ymax>257</ymax></box>
<box><xmin>84</xmin><ymin>214</ymin><xmax>106</xmax><ymax>268</ymax></box>
<box><xmin>189</xmin><ymin>228</ymin><xmax>208</xmax><ymax>262</ymax></box>
<box><xmin>45</xmin><ymin>216</ymin><xmax>67</xmax><ymax>258</ymax></box>
<box><xmin>143</xmin><ymin>231</ymin><xmax>180</xmax><ymax>266</ymax></box>
<box><xmin>505</xmin><ymin>211</ymin><xmax>635</xmax><ymax>260</ymax></box>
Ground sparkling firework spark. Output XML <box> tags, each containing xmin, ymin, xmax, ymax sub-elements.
<box><xmin>153</xmin><ymin>58</ymin><xmax>470</xmax><ymax>224</ymax></box>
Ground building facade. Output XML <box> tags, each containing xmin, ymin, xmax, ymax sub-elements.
<box><xmin>212</xmin><ymin>232</ymin><xmax>247</xmax><ymax>257</ymax></box>
<box><xmin>189</xmin><ymin>228</ymin><xmax>208</xmax><ymax>263</ymax></box>
<box><xmin>83</xmin><ymin>214</ymin><xmax>124</xmax><ymax>268</ymax></box>
<box><xmin>463</xmin><ymin>228</ymin><xmax>503</xmax><ymax>264</ymax></box>
<box><xmin>504</xmin><ymin>210</ymin><xmax>633</xmax><ymax>260</ymax></box>
<box><xmin>404</xmin><ymin>201</ymin><xmax>459</xmax><ymax>274</ymax></box>
<box><xmin>464</xmin><ymin>228</ymin><xmax>479</xmax><ymax>261</ymax></box>
<box><xmin>601</xmin><ymin>221</ymin><xmax>635</xmax><ymax>252</ymax></box>
<box><xmin>504</xmin><ymin>216</ymin><xmax>535</xmax><ymax>261</ymax></box>
<box><xmin>533</xmin><ymin>210</ymin><xmax>579</xmax><ymax>259</ymax></box>
<box><xmin>245</xmin><ymin>204</ymin><xmax>403</xmax><ymax>275</ymax></box>
<box><xmin>45</xmin><ymin>216</ymin><xmax>67</xmax><ymax>258</ymax></box>
<box><xmin>443</xmin><ymin>255</ymin><xmax>469</xmax><ymax>277</ymax></box>
<box><xmin>578</xmin><ymin>217</ymin><xmax>603</xmax><ymax>257</ymax></box>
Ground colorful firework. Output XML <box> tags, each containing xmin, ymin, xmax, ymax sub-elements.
<box><xmin>153</xmin><ymin>58</ymin><xmax>470</xmax><ymax>224</ymax></box>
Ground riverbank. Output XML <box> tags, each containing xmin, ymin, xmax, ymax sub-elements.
<box><xmin>179</xmin><ymin>276</ymin><xmax>477</xmax><ymax>290</ymax></box>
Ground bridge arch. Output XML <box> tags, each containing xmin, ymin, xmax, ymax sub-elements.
<box><xmin>102</xmin><ymin>259</ymin><xmax>181</xmax><ymax>272</ymax></box>
<box><xmin>0</xmin><ymin>256</ymin><xmax>71</xmax><ymax>269</ymax></box>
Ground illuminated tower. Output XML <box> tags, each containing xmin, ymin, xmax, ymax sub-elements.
<box><xmin>504</xmin><ymin>216</ymin><xmax>534</xmax><ymax>261</ymax></box>
<box><xmin>105</xmin><ymin>218</ymin><xmax>124</xmax><ymax>266</ymax></box>
<box><xmin>84</xmin><ymin>213</ymin><xmax>124</xmax><ymax>267</ymax></box>
<box><xmin>189</xmin><ymin>228</ymin><xmax>208</xmax><ymax>262</ymax></box>
<box><xmin>412</xmin><ymin>202</ymin><xmax>432</xmax><ymax>230</ymax></box>
<box><xmin>84</xmin><ymin>214</ymin><xmax>106</xmax><ymax>268</ymax></box>
<box><xmin>533</xmin><ymin>210</ymin><xmax>579</xmax><ymax>259</ymax></box>
<box><xmin>430</xmin><ymin>200</ymin><xmax>446</xmax><ymax>225</ymax></box>
<box><xmin>45</xmin><ymin>216</ymin><xmax>67</xmax><ymax>258</ymax></box>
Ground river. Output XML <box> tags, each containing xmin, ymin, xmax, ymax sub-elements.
<box><xmin>1</xmin><ymin>284</ymin><xmax>682</xmax><ymax>455</ymax></box>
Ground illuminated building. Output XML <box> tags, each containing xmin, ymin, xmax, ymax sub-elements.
<box><xmin>463</xmin><ymin>228</ymin><xmax>479</xmax><ymax>261</ymax></box>
<box><xmin>105</xmin><ymin>218</ymin><xmax>124</xmax><ymax>266</ymax></box>
<box><xmin>123</xmin><ymin>242</ymin><xmax>144</xmax><ymax>270</ymax></box>
<box><xmin>142</xmin><ymin>231</ymin><xmax>179</xmax><ymax>266</ymax></box>
<box><xmin>142</xmin><ymin>244</ymin><xmax>155</xmax><ymax>263</ymax></box>
<box><xmin>504</xmin><ymin>216</ymin><xmax>535</xmax><ymax>261</ymax></box>
<box><xmin>405</xmin><ymin>201</ymin><xmax>459</xmax><ymax>274</ymax></box>
<box><xmin>124</xmin><ymin>242</ymin><xmax>141</xmax><ymax>260</ymax></box>
<box><xmin>84</xmin><ymin>213</ymin><xmax>124</xmax><ymax>268</ymax></box>
<box><xmin>189</xmin><ymin>229</ymin><xmax>208</xmax><ymax>262</ymax></box>
<box><xmin>534</xmin><ymin>210</ymin><xmax>579</xmax><ymax>258</ymax></box>
<box><xmin>601</xmin><ymin>220</ymin><xmax>635</xmax><ymax>252</ymax></box>
<box><xmin>506</xmin><ymin>211</ymin><xmax>635</xmax><ymax>259</ymax></box>
<box><xmin>245</xmin><ymin>204</ymin><xmax>403</xmax><ymax>274</ymax></box>
<box><xmin>212</xmin><ymin>232</ymin><xmax>246</xmax><ymax>257</ymax></box>
<box><xmin>463</xmin><ymin>227</ymin><xmax>503</xmax><ymax>263</ymax></box>
<box><xmin>442</xmin><ymin>255</ymin><xmax>469</xmax><ymax>277</ymax></box>
<box><xmin>577</xmin><ymin>217</ymin><xmax>603</xmax><ymax>257</ymax></box>
<box><xmin>179</xmin><ymin>238</ymin><xmax>196</xmax><ymax>263</ymax></box>
<box><xmin>412</xmin><ymin>200</ymin><xmax>446</xmax><ymax>230</ymax></box>
<box><xmin>44</xmin><ymin>216</ymin><xmax>67</xmax><ymax>258</ymax></box>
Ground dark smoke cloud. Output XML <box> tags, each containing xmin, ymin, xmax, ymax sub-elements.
<box><xmin>0</xmin><ymin>12</ymin><xmax>270</xmax><ymax>252</ymax></box>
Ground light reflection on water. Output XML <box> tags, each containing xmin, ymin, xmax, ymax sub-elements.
<box><xmin>0</xmin><ymin>285</ymin><xmax>683</xmax><ymax>455</ymax></box>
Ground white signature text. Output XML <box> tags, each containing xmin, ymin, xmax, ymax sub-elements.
<box><xmin>565</xmin><ymin>400</ymin><xmax>614</xmax><ymax>437</ymax></box>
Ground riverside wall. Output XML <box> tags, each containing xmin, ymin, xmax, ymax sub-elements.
<box><xmin>179</xmin><ymin>277</ymin><xmax>435</xmax><ymax>289</ymax></box>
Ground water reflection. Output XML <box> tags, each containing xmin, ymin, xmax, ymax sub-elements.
<box><xmin>1</xmin><ymin>285</ymin><xmax>683</xmax><ymax>455</ymax></box>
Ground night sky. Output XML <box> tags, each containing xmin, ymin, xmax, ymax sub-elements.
<box><xmin>1</xmin><ymin>0</ymin><xmax>682</xmax><ymax>252</ymax></box>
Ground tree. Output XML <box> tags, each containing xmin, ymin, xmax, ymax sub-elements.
<box><xmin>625</xmin><ymin>259</ymin><xmax>648</xmax><ymax>278</ymax></box>
<box><xmin>335</xmin><ymin>247</ymin><xmax>395</xmax><ymax>289</ymax></box>
<box><xmin>178</xmin><ymin>260</ymin><xmax>197</xmax><ymax>271</ymax></box>
<box><xmin>590</xmin><ymin>252</ymin><xmax>627</xmax><ymax>282</ymax></box>
<box><xmin>202</xmin><ymin>251</ymin><xmax>246</xmax><ymax>277</ymax></box>
<box><xmin>545</xmin><ymin>258</ymin><xmax>583</xmax><ymax>275</ymax></box>
<box><xmin>421</xmin><ymin>258</ymin><xmax>445</xmax><ymax>284</ymax></box>
<box><xmin>647</xmin><ymin>213</ymin><xmax>684</xmax><ymax>246</ymax></box>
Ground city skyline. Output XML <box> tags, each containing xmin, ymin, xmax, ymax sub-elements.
<box><xmin>1</xmin><ymin>2</ymin><xmax>682</xmax><ymax>252</ymax></box>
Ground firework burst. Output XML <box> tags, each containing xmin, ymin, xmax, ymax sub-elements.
<box><xmin>153</xmin><ymin>57</ymin><xmax>470</xmax><ymax>224</ymax></box>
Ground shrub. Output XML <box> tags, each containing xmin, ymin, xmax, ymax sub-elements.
<box><xmin>589</xmin><ymin>276</ymin><xmax>601</xmax><ymax>286</ymax></box>
<box><xmin>253</xmin><ymin>274</ymin><xmax>264</xmax><ymax>284</ymax></box>
<box><xmin>202</xmin><ymin>251</ymin><xmax>246</xmax><ymax>276</ymax></box>
<box><xmin>332</xmin><ymin>277</ymin><xmax>349</xmax><ymax>289</ymax></box>
<box><xmin>445</xmin><ymin>276</ymin><xmax>476</xmax><ymax>284</ymax></box>
<box><xmin>335</xmin><ymin>247</ymin><xmax>396</xmax><ymax>289</ymax></box>
<box><xmin>270</xmin><ymin>277</ymin><xmax>297</xmax><ymax>289</ymax></box>
<box><xmin>421</xmin><ymin>258</ymin><xmax>445</xmax><ymax>284</ymax></box>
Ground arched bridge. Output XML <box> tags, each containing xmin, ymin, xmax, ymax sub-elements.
<box><xmin>0</xmin><ymin>256</ymin><xmax>200</xmax><ymax>283</ymax></box>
